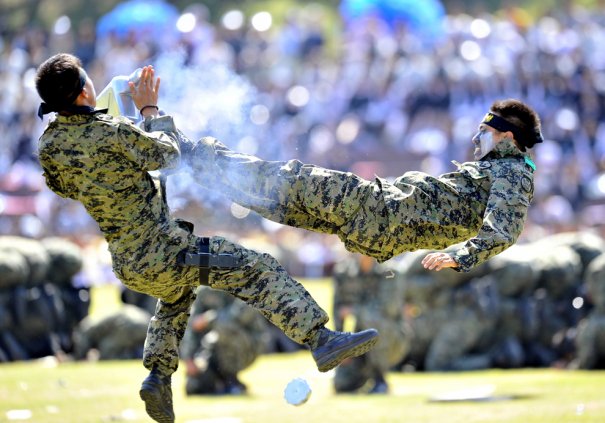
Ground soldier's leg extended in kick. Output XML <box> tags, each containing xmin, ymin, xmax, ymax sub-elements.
<box><xmin>184</xmin><ymin>137</ymin><xmax>376</xmax><ymax>236</ymax></box>
<box><xmin>182</xmin><ymin>136</ymin><xmax>391</xmax><ymax>260</ymax></box>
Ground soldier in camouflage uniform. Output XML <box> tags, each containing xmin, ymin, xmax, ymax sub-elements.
<box><xmin>181</xmin><ymin>285</ymin><xmax>267</xmax><ymax>395</ymax></box>
<box><xmin>73</xmin><ymin>304</ymin><xmax>150</xmax><ymax>360</ymax></box>
<box><xmin>35</xmin><ymin>54</ymin><xmax>378</xmax><ymax>423</ymax></box>
<box><xmin>183</xmin><ymin>100</ymin><xmax>542</xmax><ymax>272</ymax></box>
<box><xmin>0</xmin><ymin>236</ymin><xmax>66</xmax><ymax>360</ymax></box>
<box><xmin>331</xmin><ymin>254</ymin><xmax>409</xmax><ymax>393</ymax></box>
<box><xmin>395</xmin><ymin>249</ymin><xmax>498</xmax><ymax>371</ymax></box>
<box><xmin>574</xmin><ymin>253</ymin><xmax>605</xmax><ymax>369</ymax></box>
<box><xmin>423</xmin><ymin>274</ymin><xmax>501</xmax><ymax>371</ymax></box>
<box><xmin>0</xmin><ymin>246</ymin><xmax>29</xmax><ymax>361</ymax></box>
<box><xmin>42</xmin><ymin>237</ymin><xmax>90</xmax><ymax>354</ymax></box>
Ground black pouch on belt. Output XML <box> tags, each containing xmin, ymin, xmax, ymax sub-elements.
<box><xmin>177</xmin><ymin>237</ymin><xmax>242</xmax><ymax>285</ymax></box>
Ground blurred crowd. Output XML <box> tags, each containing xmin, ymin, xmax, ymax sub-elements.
<box><xmin>0</xmin><ymin>235</ymin><xmax>301</xmax><ymax>374</ymax></box>
<box><xmin>331</xmin><ymin>231</ymin><xmax>605</xmax><ymax>394</ymax></box>
<box><xmin>1</xmin><ymin>1</ymin><xmax>605</xmax><ymax>280</ymax></box>
<box><xmin>3</xmin><ymin>230</ymin><xmax>605</xmax><ymax>394</ymax></box>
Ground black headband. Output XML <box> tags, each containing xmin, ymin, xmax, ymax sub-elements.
<box><xmin>482</xmin><ymin>112</ymin><xmax>543</xmax><ymax>149</ymax></box>
<box><xmin>37</xmin><ymin>67</ymin><xmax>88</xmax><ymax>119</ymax></box>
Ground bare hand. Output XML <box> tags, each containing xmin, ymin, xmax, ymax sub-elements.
<box><xmin>185</xmin><ymin>359</ymin><xmax>199</xmax><ymax>376</ymax></box>
<box><xmin>191</xmin><ymin>313</ymin><xmax>210</xmax><ymax>332</ymax></box>
<box><xmin>129</xmin><ymin>65</ymin><xmax>161</xmax><ymax>117</ymax></box>
<box><xmin>421</xmin><ymin>252</ymin><xmax>458</xmax><ymax>271</ymax></box>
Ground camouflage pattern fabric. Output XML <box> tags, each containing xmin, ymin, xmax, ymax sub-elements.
<box><xmin>332</xmin><ymin>256</ymin><xmax>409</xmax><ymax>391</ymax></box>
<box><xmin>181</xmin><ymin>286</ymin><xmax>267</xmax><ymax>394</ymax></box>
<box><xmin>41</xmin><ymin>237</ymin><xmax>83</xmax><ymax>287</ymax></box>
<box><xmin>186</xmin><ymin>136</ymin><xmax>535</xmax><ymax>271</ymax></box>
<box><xmin>38</xmin><ymin>112</ymin><xmax>328</xmax><ymax>376</ymax></box>
<box><xmin>0</xmin><ymin>248</ymin><xmax>28</xmax><ymax>290</ymax></box>
<box><xmin>73</xmin><ymin>304</ymin><xmax>151</xmax><ymax>360</ymax></box>
<box><xmin>395</xmin><ymin>251</ymin><xmax>501</xmax><ymax>371</ymax></box>
<box><xmin>0</xmin><ymin>236</ymin><xmax>50</xmax><ymax>287</ymax></box>
<box><xmin>575</xmin><ymin>253</ymin><xmax>605</xmax><ymax>369</ymax></box>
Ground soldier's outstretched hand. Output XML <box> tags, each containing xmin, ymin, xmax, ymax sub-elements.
<box><xmin>130</xmin><ymin>65</ymin><xmax>160</xmax><ymax>118</ymax></box>
<box><xmin>421</xmin><ymin>252</ymin><xmax>458</xmax><ymax>271</ymax></box>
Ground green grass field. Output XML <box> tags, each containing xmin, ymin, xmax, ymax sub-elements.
<box><xmin>2</xmin><ymin>356</ymin><xmax>605</xmax><ymax>423</ymax></box>
<box><xmin>2</xmin><ymin>283</ymin><xmax>605</xmax><ymax>423</ymax></box>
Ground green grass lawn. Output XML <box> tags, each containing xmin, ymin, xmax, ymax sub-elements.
<box><xmin>2</xmin><ymin>356</ymin><xmax>605</xmax><ymax>423</ymax></box>
<box><xmin>2</xmin><ymin>282</ymin><xmax>605</xmax><ymax>422</ymax></box>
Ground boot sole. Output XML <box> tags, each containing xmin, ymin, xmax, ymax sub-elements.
<box><xmin>139</xmin><ymin>385</ymin><xmax>175</xmax><ymax>423</ymax></box>
<box><xmin>315</xmin><ymin>332</ymin><xmax>379</xmax><ymax>373</ymax></box>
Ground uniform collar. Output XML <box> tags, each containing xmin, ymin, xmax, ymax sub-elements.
<box><xmin>482</xmin><ymin>140</ymin><xmax>536</xmax><ymax>171</ymax></box>
<box><xmin>483</xmin><ymin>139</ymin><xmax>524</xmax><ymax>160</ymax></box>
<box><xmin>39</xmin><ymin>103</ymin><xmax>108</xmax><ymax>120</ymax></box>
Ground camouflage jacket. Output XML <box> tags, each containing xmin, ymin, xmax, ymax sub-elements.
<box><xmin>343</xmin><ymin>141</ymin><xmax>535</xmax><ymax>271</ymax></box>
<box><xmin>332</xmin><ymin>257</ymin><xmax>403</xmax><ymax>320</ymax></box>
<box><xmin>37</xmin><ymin>112</ymin><xmax>197</xmax><ymax>299</ymax></box>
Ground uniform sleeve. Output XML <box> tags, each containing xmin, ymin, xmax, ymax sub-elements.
<box><xmin>116</xmin><ymin>116</ymin><xmax>181</xmax><ymax>171</ymax></box>
<box><xmin>450</xmin><ymin>173</ymin><xmax>532</xmax><ymax>272</ymax></box>
<box><xmin>37</xmin><ymin>150</ymin><xmax>71</xmax><ymax>199</ymax></box>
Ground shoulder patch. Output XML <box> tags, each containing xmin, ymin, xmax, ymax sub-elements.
<box><xmin>521</xmin><ymin>175</ymin><xmax>533</xmax><ymax>193</ymax></box>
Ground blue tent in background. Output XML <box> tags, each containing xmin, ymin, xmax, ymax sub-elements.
<box><xmin>97</xmin><ymin>0</ymin><xmax>179</xmax><ymax>39</ymax></box>
<box><xmin>340</xmin><ymin>0</ymin><xmax>445</xmax><ymax>40</ymax></box>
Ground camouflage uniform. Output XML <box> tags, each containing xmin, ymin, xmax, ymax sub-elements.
<box><xmin>37</xmin><ymin>112</ymin><xmax>329</xmax><ymax>377</ymax></box>
<box><xmin>332</xmin><ymin>255</ymin><xmax>408</xmax><ymax>393</ymax></box>
<box><xmin>575</xmin><ymin>253</ymin><xmax>605</xmax><ymax>369</ymax></box>
<box><xmin>187</xmin><ymin>137</ymin><xmax>535</xmax><ymax>271</ymax></box>
<box><xmin>0</xmin><ymin>248</ymin><xmax>29</xmax><ymax>361</ymax></box>
<box><xmin>487</xmin><ymin>245</ymin><xmax>540</xmax><ymax>368</ymax></box>
<box><xmin>0</xmin><ymin>237</ymin><xmax>67</xmax><ymax>360</ymax></box>
<box><xmin>424</xmin><ymin>275</ymin><xmax>500</xmax><ymax>371</ymax></box>
<box><xmin>73</xmin><ymin>304</ymin><xmax>151</xmax><ymax>360</ymax></box>
<box><xmin>42</xmin><ymin>237</ymin><xmax>90</xmax><ymax>354</ymax></box>
<box><xmin>180</xmin><ymin>285</ymin><xmax>267</xmax><ymax>395</ymax></box>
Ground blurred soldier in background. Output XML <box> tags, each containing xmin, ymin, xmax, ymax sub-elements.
<box><xmin>181</xmin><ymin>286</ymin><xmax>268</xmax><ymax>395</ymax></box>
<box><xmin>73</xmin><ymin>304</ymin><xmax>150</xmax><ymax>360</ymax></box>
<box><xmin>0</xmin><ymin>236</ymin><xmax>89</xmax><ymax>361</ymax></box>
<box><xmin>397</xmin><ymin>249</ymin><xmax>493</xmax><ymax>371</ymax></box>
<box><xmin>121</xmin><ymin>286</ymin><xmax>157</xmax><ymax>316</ymax></box>
<box><xmin>528</xmin><ymin>244</ymin><xmax>583</xmax><ymax>367</ymax></box>
<box><xmin>486</xmin><ymin>245</ymin><xmax>539</xmax><ymax>369</ymax></box>
<box><xmin>423</xmin><ymin>274</ymin><xmax>500</xmax><ymax>371</ymax></box>
<box><xmin>332</xmin><ymin>254</ymin><xmax>409</xmax><ymax>394</ymax></box>
<box><xmin>0</xmin><ymin>236</ymin><xmax>62</xmax><ymax>360</ymax></box>
<box><xmin>574</xmin><ymin>253</ymin><xmax>605</xmax><ymax>369</ymax></box>
<box><xmin>0</xmin><ymin>245</ymin><xmax>30</xmax><ymax>361</ymax></box>
<box><xmin>42</xmin><ymin>237</ymin><xmax>89</xmax><ymax>354</ymax></box>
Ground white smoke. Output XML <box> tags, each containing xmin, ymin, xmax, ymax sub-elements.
<box><xmin>150</xmin><ymin>51</ymin><xmax>264</xmax><ymax>222</ymax></box>
<box><xmin>153</xmin><ymin>51</ymin><xmax>258</xmax><ymax>146</ymax></box>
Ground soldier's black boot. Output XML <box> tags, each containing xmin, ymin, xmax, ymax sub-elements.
<box><xmin>139</xmin><ymin>368</ymin><xmax>175</xmax><ymax>423</ymax></box>
<box><xmin>310</xmin><ymin>327</ymin><xmax>379</xmax><ymax>372</ymax></box>
<box><xmin>369</xmin><ymin>374</ymin><xmax>389</xmax><ymax>394</ymax></box>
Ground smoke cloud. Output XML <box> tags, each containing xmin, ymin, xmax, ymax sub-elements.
<box><xmin>150</xmin><ymin>52</ymin><xmax>267</xmax><ymax>224</ymax></box>
<box><xmin>153</xmin><ymin>51</ymin><xmax>258</xmax><ymax>146</ymax></box>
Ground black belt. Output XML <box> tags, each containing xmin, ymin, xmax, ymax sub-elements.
<box><xmin>178</xmin><ymin>237</ymin><xmax>241</xmax><ymax>285</ymax></box>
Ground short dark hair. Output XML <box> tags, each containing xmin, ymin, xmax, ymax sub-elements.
<box><xmin>35</xmin><ymin>53</ymin><xmax>84</xmax><ymax>109</ymax></box>
<box><xmin>490</xmin><ymin>99</ymin><xmax>543</xmax><ymax>151</ymax></box>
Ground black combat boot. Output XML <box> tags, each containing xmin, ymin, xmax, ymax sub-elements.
<box><xmin>139</xmin><ymin>368</ymin><xmax>175</xmax><ymax>423</ymax></box>
<box><xmin>369</xmin><ymin>374</ymin><xmax>389</xmax><ymax>394</ymax></box>
<box><xmin>310</xmin><ymin>327</ymin><xmax>379</xmax><ymax>372</ymax></box>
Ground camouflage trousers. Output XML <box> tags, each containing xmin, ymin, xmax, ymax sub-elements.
<box><xmin>143</xmin><ymin>236</ymin><xmax>328</xmax><ymax>376</ymax></box>
<box><xmin>186</xmin><ymin>137</ymin><xmax>393</xmax><ymax>262</ymax></box>
<box><xmin>424</xmin><ymin>307</ymin><xmax>494</xmax><ymax>371</ymax></box>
